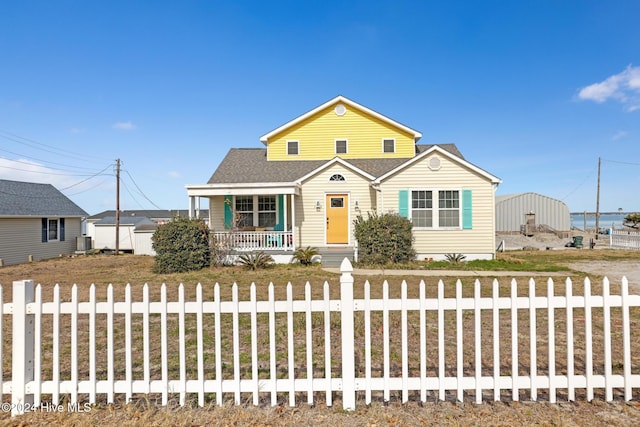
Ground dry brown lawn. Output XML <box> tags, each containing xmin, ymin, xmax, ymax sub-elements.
<box><xmin>1</xmin><ymin>252</ymin><xmax>640</xmax><ymax>426</ymax></box>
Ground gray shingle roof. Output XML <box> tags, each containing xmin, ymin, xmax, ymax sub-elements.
<box><xmin>0</xmin><ymin>179</ymin><xmax>88</xmax><ymax>217</ymax></box>
<box><xmin>208</xmin><ymin>144</ymin><xmax>464</xmax><ymax>184</ymax></box>
<box><xmin>94</xmin><ymin>216</ymin><xmax>155</xmax><ymax>227</ymax></box>
<box><xmin>88</xmin><ymin>209</ymin><xmax>206</xmax><ymax>220</ymax></box>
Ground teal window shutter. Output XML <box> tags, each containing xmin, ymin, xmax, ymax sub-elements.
<box><xmin>398</xmin><ymin>190</ymin><xmax>409</xmax><ymax>218</ymax></box>
<box><xmin>462</xmin><ymin>189</ymin><xmax>472</xmax><ymax>229</ymax></box>
<box><xmin>277</xmin><ymin>194</ymin><xmax>284</xmax><ymax>229</ymax></box>
<box><xmin>223</xmin><ymin>195</ymin><xmax>233</xmax><ymax>229</ymax></box>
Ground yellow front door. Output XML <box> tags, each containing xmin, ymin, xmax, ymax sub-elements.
<box><xmin>326</xmin><ymin>194</ymin><xmax>349</xmax><ymax>244</ymax></box>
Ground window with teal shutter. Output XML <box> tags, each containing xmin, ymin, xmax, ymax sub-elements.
<box><xmin>398</xmin><ymin>190</ymin><xmax>409</xmax><ymax>218</ymax></box>
<box><xmin>223</xmin><ymin>195</ymin><xmax>233</xmax><ymax>229</ymax></box>
<box><xmin>462</xmin><ymin>189</ymin><xmax>472</xmax><ymax>229</ymax></box>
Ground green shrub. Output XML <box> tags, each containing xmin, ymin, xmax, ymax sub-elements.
<box><xmin>354</xmin><ymin>212</ymin><xmax>415</xmax><ymax>265</ymax></box>
<box><xmin>292</xmin><ymin>246</ymin><xmax>320</xmax><ymax>265</ymax></box>
<box><xmin>152</xmin><ymin>217</ymin><xmax>211</xmax><ymax>273</ymax></box>
<box><xmin>237</xmin><ymin>251</ymin><xmax>274</xmax><ymax>270</ymax></box>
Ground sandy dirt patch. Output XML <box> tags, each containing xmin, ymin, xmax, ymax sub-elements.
<box><xmin>568</xmin><ymin>260</ymin><xmax>640</xmax><ymax>292</ymax></box>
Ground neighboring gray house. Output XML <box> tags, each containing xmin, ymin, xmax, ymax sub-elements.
<box><xmin>0</xmin><ymin>179</ymin><xmax>88</xmax><ymax>266</ymax></box>
<box><xmin>496</xmin><ymin>192</ymin><xmax>570</xmax><ymax>237</ymax></box>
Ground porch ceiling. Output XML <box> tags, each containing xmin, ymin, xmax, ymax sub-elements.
<box><xmin>186</xmin><ymin>182</ymin><xmax>300</xmax><ymax>196</ymax></box>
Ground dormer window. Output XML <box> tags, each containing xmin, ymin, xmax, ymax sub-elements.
<box><xmin>335</xmin><ymin>139</ymin><xmax>347</xmax><ymax>154</ymax></box>
<box><xmin>287</xmin><ymin>140</ymin><xmax>299</xmax><ymax>155</ymax></box>
<box><xmin>329</xmin><ymin>174</ymin><xmax>345</xmax><ymax>182</ymax></box>
<box><xmin>383</xmin><ymin>138</ymin><xmax>395</xmax><ymax>153</ymax></box>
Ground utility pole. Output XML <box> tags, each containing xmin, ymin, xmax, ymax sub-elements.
<box><xmin>595</xmin><ymin>157</ymin><xmax>601</xmax><ymax>240</ymax></box>
<box><xmin>115</xmin><ymin>158</ymin><xmax>120</xmax><ymax>254</ymax></box>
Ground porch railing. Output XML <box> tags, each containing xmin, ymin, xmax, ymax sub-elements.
<box><xmin>213</xmin><ymin>231</ymin><xmax>293</xmax><ymax>251</ymax></box>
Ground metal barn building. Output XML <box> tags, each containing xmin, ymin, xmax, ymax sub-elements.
<box><xmin>496</xmin><ymin>192</ymin><xmax>570</xmax><ymax>236</ymax></box>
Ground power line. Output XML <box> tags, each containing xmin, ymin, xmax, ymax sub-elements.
<box><xmin>0</xmin><ymin>129</ymin><xmax>111</xmax><ymax>163</ymax></box>
<box><xmin>602</xmin><ymin>158</ymin><xmax>640</xmax><ymax>167</ymax></box>
<box><xmin>65</xmin><ymin>178</ymin><xmax>110</xmax><ymax>197</ymax></box>
<box><xmin>58</xmin><ymin>163</ymin><xmax>114</xmax><ymax>191</ymax></box>
<box><xmin>0</xmin><ymin>160</ymin><xmax>110</xmax><ymax>177</ymax></box>
<box><xmin>123</xmin><ymin>168</ymin><xmax>163</xmax><ymax>210</ymax></box>
<box><xmin>120</xmin><ymin>179</ymin><xmax>146</xmax><ymax>209</ymax></box>
<box><xmin>0</xmin><ymin>150</ymin><xmax>108</xmax><ymax>173</ymax></box>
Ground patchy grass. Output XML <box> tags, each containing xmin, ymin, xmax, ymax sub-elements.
<box><xmin>1</xmin><ymin>251</ymin><xmax>640</xmax><ymax>426</ymax></box>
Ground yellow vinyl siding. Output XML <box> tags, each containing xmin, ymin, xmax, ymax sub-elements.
<box><xmin>379</xmin><ymin>154</ymin><xmax>496</xmax><ymax>256</ymax></box>
<box><xmin>295</xmin><ymin>164</ymin><xmax>376</xmax><ymax>247</ymax></box>
<box><xmin>267</xmin><ymin>104</ymin><xmax>415</xmax><ymax>161</ymax></box>
<box><xmin>208</xmin><ymin>195</ymin><xmax>226</xmax><ymax>230</ymax></box>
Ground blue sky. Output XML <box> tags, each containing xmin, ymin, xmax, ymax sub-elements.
<box><xmin>1</xmin><ymin>1</ymin><xmax>639</xmax><ymax>215</ymax></box>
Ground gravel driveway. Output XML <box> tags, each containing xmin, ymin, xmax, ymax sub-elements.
<box><xmin>568</xmin><ymin>260</ymin><xmax>640</xmax><ymax>292</ymax></box>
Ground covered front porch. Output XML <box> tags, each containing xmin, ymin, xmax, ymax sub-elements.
<box><xmin>212</xmin><ymin>229</ymin><xmax>293</xmax><ymax>252</ymax></box>
<box><xmin>186</xmin><ymin>182</ymin><xmax>300</xmax><ymax>253</ymax></box>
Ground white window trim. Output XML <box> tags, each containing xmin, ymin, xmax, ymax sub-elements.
<box><xmin>409</xmin><ymin>188</ymin><xmax>462</xmax><ymax>230</ymax></box>
<box><xmin>287</xmin><ymin>140</ymin><xmax>299</xmax><ymax>156</ymax></box>
<box><xmin>382</xmin><ymin>138</ymin><xmax>396</xmax><ymax>153</ymax></box>
<box><xmin>47</xmin><ymin>218</ymin><xmax>60</xmax><ymax>242</ymax></box>
<box><xmin>234</xmin><ymin>195</ymin><xmax>279</xmax><ymax>228</ymax></box>
<box><xmin>335</xmin><ymin>138</ymin><xmax>348</xmax><ymax>155</ymax></box>
<box><xmin>257</xmin><ymin>195</ymin><xmax>277</xmax><ymax>227</ymax></box>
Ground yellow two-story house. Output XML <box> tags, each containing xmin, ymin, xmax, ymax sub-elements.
<box><xmin>186</xmin><ymin>95</ymin><xmax>501</xmax><ymax>264</ymax></box>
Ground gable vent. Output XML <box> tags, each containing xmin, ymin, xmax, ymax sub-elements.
<box><xmin>429</xmin><ymin>156</ymin><xmax>441</xmax><ymax>171</ymax></box>
<box><xmin>334</xmin><ymin>104</ymin><xmax>346</xmax><ymax>116</ymax></box>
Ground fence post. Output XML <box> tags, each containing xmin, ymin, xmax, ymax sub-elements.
<box><xmin>340</xmin><ymin>258</ymin><xmax>356</xmax><ymax>411</ymax></box>
<box><xmin>12</xmin><ymin>280</ymin><xmax>35</xmax><ymax>416</ymax></box>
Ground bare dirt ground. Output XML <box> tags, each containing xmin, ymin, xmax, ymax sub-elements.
<box><xmin>499</xmin><ymin>232</ymin><xmax>640</xmax><ymax>292</ymax></box>
<box><xmin>1</xmin><ymin>254</ymin><xmax>640</xmax><ymax>426</ymax></box>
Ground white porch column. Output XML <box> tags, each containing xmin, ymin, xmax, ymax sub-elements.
<box><xmin>189</xmin><ymin>196</ymin><xmax>196</xmax><ymax>219</ymax></box>
<box><xmin>291</xmin><ymin>193</ymin><xmax>296</xmax><ymax>250</ymax></box>
<box><xmin>283</xmin><ymin>193</ymin><xmax>288</xmax><ymax>241</ymax></box>
<box><xmin>195</xmin><ymin>197</ymin><xmax>201</xmax><ymax>218</ymax></box>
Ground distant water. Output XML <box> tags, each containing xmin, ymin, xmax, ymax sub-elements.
<box><xmin>571</xmin><ymin>213</ymin><xmax>626</xmax><ymax>230</ymax></box>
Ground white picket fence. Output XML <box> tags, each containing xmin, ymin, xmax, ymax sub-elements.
<box><xmin>610</xmin><ymin>229</ymin><xmax>640</xmax><ymax>250</ymax></box>
<box><xmin>2</xmin><ymin>259</ymin><xmax>640</xmax><ymax>416</ymax></box>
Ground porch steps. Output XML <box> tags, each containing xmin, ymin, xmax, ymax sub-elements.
<box><xmin>319</xmin><ymin>247</ymin><xmax>354</xmax><ymax>267</ymax></box>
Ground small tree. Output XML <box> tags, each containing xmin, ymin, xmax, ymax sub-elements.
<box><xmin>354</xmin><ymin>212</ymin><xmax>415</xmax><ymax>265</ymax></box>
<box><xmin>152</xmin><ymin>217</ymin><xmax>211</xmax><ymax>273</ymax></box>
<box><xmin>624</xmin><ymin>213</ymin><xmax>640</xmax><ymax>229</ymax></box>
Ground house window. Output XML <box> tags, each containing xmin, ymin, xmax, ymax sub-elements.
<box><xmin>329</xmin><ymin>174</ymin><xmax>345</xmax><ymax>182</ymax></box>
<box><xmin>410</xmin><ymin>190</ymin><xmax>460</xmax><ymax>228</ymax></box>
<box><xmin>438</xmin><ymin>190</ymin><xmax>460</xmax><ymax>227</ymax></box>
<box><xmin>42</xmin><ymin>217</ymin><xmax>65</xmax><ymax>242</ymax></box>
<box><xmin>383</xmin><ymin>139</ymin><xmax>395</xmax><ymax>153</ymax></box>
<box><xmin>235</xmin><ymin>196</ymin><xmax>253</xmax><ymax>227</ymax></box>
<box><xmin>411</xmin><ymin>191</ymin><xmax>433</xmax><ymax>227</ymax></box>
<box><xmin>48</xmin><ymin>219</ymin><xmax>59</xmax><ymax>241</ymax></box>
<box><xmin>330</xmin><ymin>197</ymin><xmax>344</xmax><ymax>208</ymax></box>
<box><xmin>258</xmin><ymin>195</ymin><xmax>277</xmax><ymax>227</ymax></box>
<box><xmin>287</xmin><ymin>140</ymin><xmax>299</xmax><ymax>155</ymax></box>
<box><xmin>335</xmin><ymin>139</ymin><xmax>347</xmax><ymax>154</ymax></box>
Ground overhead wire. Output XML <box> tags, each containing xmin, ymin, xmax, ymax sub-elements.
<box><xmin>58</xmin><ymin>164</ymin><xmax>114</xmax><ymax>190</ymax></box>
<box><xmin>0</xmin><ymin>129</ymin><xmax>111</xmax><ymax>163</ymax></box>
<box><xmin>123</xmin><ymin>168</ymin><xmax>163</xmax><ymax>210</ymax></box>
